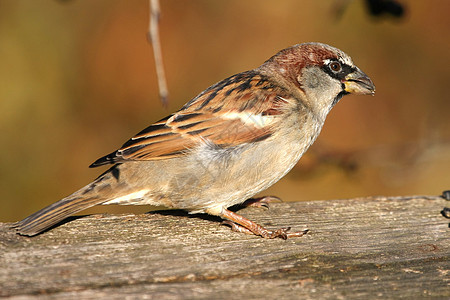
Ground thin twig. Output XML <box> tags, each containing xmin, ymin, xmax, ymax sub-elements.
<box><xmin>148</xmin><ymin>0</ymin><xmax>169</xmax><ymax>107</ymax></box>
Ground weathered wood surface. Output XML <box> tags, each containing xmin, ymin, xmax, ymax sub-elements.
<box><xmin>1</xmin><ymin>196</ymin><xmax>449</xmax><ymax>299</ymax></box>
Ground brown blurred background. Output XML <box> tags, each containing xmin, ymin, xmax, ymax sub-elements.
<box><xmin>1</xmin><ymin>0</ymin><xmax>449</xmax><ymax>222</ymax></box>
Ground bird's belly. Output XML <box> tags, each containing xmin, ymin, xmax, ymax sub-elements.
<box><xmin>165</xmin><ymin>130</ymin><xmax>316</xmax><ymax>212</ymax></box>
<box><xmin>103</xmin><ymin>119</ymin><xmax>321</xmax><ymax>213</ymax></box>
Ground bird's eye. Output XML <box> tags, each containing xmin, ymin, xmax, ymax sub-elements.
<box><xmin>329</xmin><ymin>61</ymin><xmax>342</xmax><ymax>73</ymax></box>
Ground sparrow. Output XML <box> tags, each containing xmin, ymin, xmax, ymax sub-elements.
<box><xmin>13</xmin><ymin>42</ymin><xmax>375</xmax><ymax>239</ymax></box>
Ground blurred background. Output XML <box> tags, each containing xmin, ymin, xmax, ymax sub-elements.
<box><xmin>1</xmin><ymin>0</ymin><xmax>449</xmax><ymax>222</ymax></box>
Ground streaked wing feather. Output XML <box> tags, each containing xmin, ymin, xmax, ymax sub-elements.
<box><xmin>90</xmin><ymin>71</ymin><xmax>291</xmax><ymax>167</ymax></box>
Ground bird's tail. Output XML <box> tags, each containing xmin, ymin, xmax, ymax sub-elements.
<box><xmin>12</xmin><ymin>195</ymin><xmax>107</xmax><ymax>236</ymax></box>
<box><xmin>12</xmin><ymin>170</ymin><xmax>116</xmax><ymax>236</ymax></box>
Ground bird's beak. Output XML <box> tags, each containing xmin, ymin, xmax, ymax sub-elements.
<box><xmin>343</xmin><ymin>68</ymin><xmax>375</xmax><ymax>95</ymax></box>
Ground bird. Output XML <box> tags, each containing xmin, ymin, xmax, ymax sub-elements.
<box><xmin>13</xmin><ymin>42</ymin><xmax>375</xmax><ymax>239</ymax></box>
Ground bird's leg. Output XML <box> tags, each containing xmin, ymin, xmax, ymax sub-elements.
<box><xmin>241</xmin><ymin>196</ymin><xmax>282</xmax><ymax>209</ymax></box>
<box><xmin>221</xmin><ymin>220</ymin><xmax>255</xmax><ymax>235</ymax></box>
<box><xmin>220</xmin><ymin>208</ymin><xmax>308</xmax><ymax>239</ymax></box>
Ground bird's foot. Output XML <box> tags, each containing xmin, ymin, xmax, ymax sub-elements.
<box><xmin>241</xmin><ymin>196</ymin><xmax>282</xmax><ymax>209</ymax></box>
<box><xmin>220</xmin><ymin>208</ymin><xmax>308</xmax><ymax>239</ymax></box>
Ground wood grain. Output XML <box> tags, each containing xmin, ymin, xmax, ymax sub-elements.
<box><xmin>1</xmin><ymin>196</ymin><xmax>449</xmax><ymax>299</ymax></box>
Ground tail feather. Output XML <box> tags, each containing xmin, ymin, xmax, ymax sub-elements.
<box><xmin>13</xmin><ymin>165</ymin><xmax>130</xmax><ymax>236</ymax></box>
<box><xmin>13</xmin><ymin>196</ymin><xmax>108</xmax><ymax>236</ymax></box>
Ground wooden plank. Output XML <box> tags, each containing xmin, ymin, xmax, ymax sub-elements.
<box><xmin>0</xmin><ymin>196</ymin><xmax>449</xmax><ymax>299</ymax></box>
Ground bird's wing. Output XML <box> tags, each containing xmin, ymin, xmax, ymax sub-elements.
<box><xmin>90</xmin><ymin>71</ymin><xmax>292</xmax><ymax>167</ymax></box>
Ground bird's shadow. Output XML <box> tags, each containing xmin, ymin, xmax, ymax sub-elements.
<box><xmin>146</xmin><ymin>209</ymin><xmax>222</xmax><ymax>223</ymax></box>
<box><xmin>16</xmin><ymin>215</ymin><xmax>87</xmax><ymax>237</ymax></box>
<box><xmin>21</xmin><ymin>204</ymin><xmax>253</xmax><ymax>237</ymax></box>
<box><xmin>146</xmin><ymin>202</ymin><xmax>256</xmax><ymax>223</ymax></box>
<box><xmin>146</xmin><ymin>201</ymin><xmax>255</xmax><ymax>222</ymax></box>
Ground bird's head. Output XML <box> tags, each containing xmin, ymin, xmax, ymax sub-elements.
<box><xmin>262</xmin><ymin>42</ymin><xmax>375</xmax><ymax>120</ymax></box>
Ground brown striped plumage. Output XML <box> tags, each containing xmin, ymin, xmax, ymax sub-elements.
<box><xmin>90</xmin><ymin>72</ymin><xmax>290</xmax><ymax>166</ymax></box>
<box><xmin>13</xmin><ymin>43</ymin><xmax>374</xmax><ymax>238</ymax></box>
